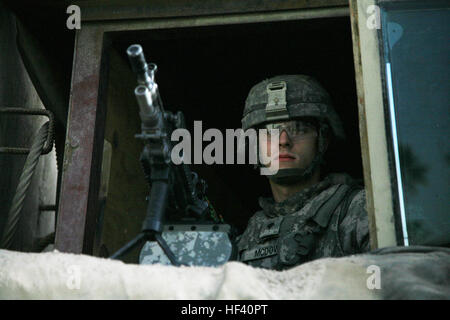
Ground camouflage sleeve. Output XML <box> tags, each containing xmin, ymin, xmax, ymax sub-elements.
<box><xmin>338</xmin><ymin>189</ymin><xmax>371</xmax><ymax>254</ymax></box>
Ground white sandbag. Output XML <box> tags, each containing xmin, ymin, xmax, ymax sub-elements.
<box><xmin>1</xmin><ymin>246</ymin><xmax>448</xmax><ymax>299</ymax></box>
<box><xmin>0</xmin><ymin>249</ymin><xmax>374</xmax><ymax>299</ymax></box>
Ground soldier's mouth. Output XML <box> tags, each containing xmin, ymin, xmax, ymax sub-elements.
<box><xmin>277</xmin><ymin>154</ymin><xmax>296</xmax><ymax>162</ymax></box>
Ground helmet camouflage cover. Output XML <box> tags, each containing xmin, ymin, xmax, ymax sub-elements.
<box><xmin>242</xmin><ymin>74</ymin><xmax>345</xmax><ymax>141</ymax></box>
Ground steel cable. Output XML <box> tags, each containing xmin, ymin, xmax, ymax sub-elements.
<box><xmin>1</xmin><ymin>121</ymin><xmax>51</xmax><ymax>249</ymax></box>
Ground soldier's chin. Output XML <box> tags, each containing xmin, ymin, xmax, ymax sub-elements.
<box><xmin>278</xmin><ymin>160</ymin><xmax>301</xmax><ymax>169</ymax></box>
<box><xmin>261</xmin><ymin>160</ymin><xmax>300</xmax><ymax>170</ymax></box>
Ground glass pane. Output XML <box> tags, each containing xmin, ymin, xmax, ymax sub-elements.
<box><xmin>381</xmin><ymin>1</ymin><xmax>450</xmax><ymax>246</ymax></box>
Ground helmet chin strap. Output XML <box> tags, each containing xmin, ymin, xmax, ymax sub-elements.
<box><xmin>267</xmin><ymin>154</ymin><xmax>322</xmax><ymax>185</ymax></box>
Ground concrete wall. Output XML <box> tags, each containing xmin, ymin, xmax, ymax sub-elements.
<box><xmin>0</xmin><ymin>4</ymin><xmax>57</xmax><ymax>251</ymax></box>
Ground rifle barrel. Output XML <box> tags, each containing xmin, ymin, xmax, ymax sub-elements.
<box><xmin>127</xmin><ymin>44</ymin><xmax>154</xmax><ymax>87</ymax></box>
<box><xmin>135</xmin><ymin>85</ymin><xmax>158</xmax><ymax>127</ymax></box>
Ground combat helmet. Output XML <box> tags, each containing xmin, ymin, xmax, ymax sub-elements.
<box><xmin>242</xmin><ymin>75</ymin><xmax>345</xmax><ymax>184</ymax></box>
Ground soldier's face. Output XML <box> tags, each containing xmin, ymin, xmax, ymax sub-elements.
<box><xmin>259</xmin><ymin>120</ymin><xmax>318</xmax><ymax>170</ymax></box>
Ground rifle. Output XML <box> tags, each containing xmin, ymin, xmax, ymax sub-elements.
<box><xmin>110</xmin><ymin>44</ymin><xmax>235</xmax><ymax>266</ymax></box>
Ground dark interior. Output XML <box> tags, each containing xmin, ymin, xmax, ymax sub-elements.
<box><xmin>110</xmin><ymin>16</ymin><xmax>362</xmax><ymax>234</ymax></box>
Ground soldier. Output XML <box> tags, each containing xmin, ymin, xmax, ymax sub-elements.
<box><xmin>237</xmin><ymin>75</ymin><xmax>370</xmax><ymax>270</ymax></box>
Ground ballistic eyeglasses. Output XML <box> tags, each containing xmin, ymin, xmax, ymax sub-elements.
<box><xmin>264</xmin><ymin>120</ymin><xmax>317</xmax><ymax>140</ymax></box>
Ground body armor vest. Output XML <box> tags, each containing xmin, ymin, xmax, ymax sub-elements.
<box><xmin>237</xmin><ymin>178</ymin><xmax>362</xmax><ymax>270</ymax></box>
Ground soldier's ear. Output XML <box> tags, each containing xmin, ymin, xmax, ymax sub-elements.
<box><xmin>319</xmin><ymin>122</ymin><xmax>332</xmax><ymax>152</ymax></box>
<box><xmin>323</xmin><ymin>133</ymin><xmax>330</xmax><ymax>152</ymax></box>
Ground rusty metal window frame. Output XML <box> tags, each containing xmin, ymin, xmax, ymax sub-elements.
<box><xmin>57</xmin><ymin>5</ymin><xmax>356</xmax><ymax>254</ymax></box>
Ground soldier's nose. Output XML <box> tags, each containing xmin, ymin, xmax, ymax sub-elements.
<box><xmin>279</xmin><ymin>130</ymin><xmax>291</xmax><ymax>147</ymax></box>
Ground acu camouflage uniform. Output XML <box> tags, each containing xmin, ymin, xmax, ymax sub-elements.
<box><xmin>238</xmin><ymin>74</ymin><xmax>370</xmax><ymax>270</ymax></box>
<box><xmin>236</xmin><ymin>173</ymin><xmax>370</xmax><ymax>270</ymax></box>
